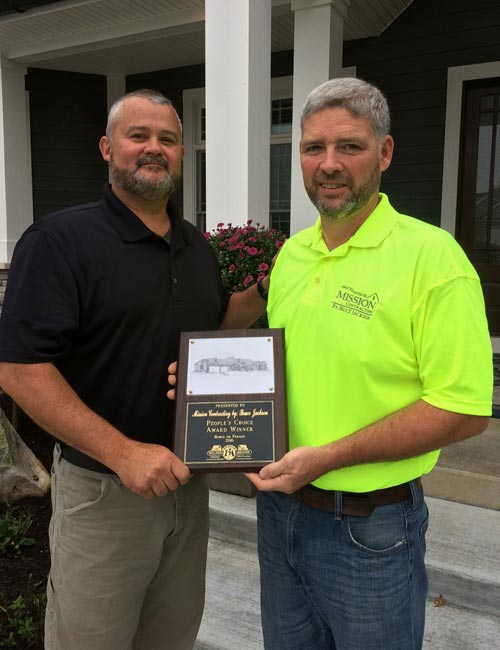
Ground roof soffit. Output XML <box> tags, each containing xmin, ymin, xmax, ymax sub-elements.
<box><xmin>0</xmin><ymin>0</ymin><xmax>414</xmax><ymax>75</ymax></box>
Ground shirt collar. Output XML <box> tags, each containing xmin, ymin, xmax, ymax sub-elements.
<box><xmin>305</xmin><ymin>193</ymin><xmax>397</xmax><ymax>253</ymax></box>
<box><xmin>102</xmin><ymin>183</ymin><xmax>192</xmax><ymax>248</ymax></box>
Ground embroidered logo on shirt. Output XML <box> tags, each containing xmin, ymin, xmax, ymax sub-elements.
<box><xmin>332</xmin><ymin>286</ymin><xmax>379</xmax><ymax>320</ymax></box>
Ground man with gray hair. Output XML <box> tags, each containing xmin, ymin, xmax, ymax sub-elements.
<box><xmin>246</xmin><ymin>78</ymin><xmax>492</xmax><ymax>649</ymax></box>
<box><xmin>0</xmin><ymin>88</ymin><xmax>268</xmax><ymax>650</ymax></box>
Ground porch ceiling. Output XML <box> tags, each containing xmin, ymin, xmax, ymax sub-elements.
<box><xmin>0</xmin><ymin>0</ymin><xmax>413</xmax><ymax>75</ymax></box>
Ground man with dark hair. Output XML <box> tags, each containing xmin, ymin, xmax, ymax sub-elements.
<box><xmin>244</xmin><ymin>77</ymin><xmax>493</xmax><ymax>649</ymax></box>
<box><xmin>0</xmin><ymin>89</ymin><xmax>267</xmax><ymax>650</ymax></box>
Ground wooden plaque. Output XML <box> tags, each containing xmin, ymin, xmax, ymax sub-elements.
<box><xmin>173</xmin><ymin>329</ymin><xmax>287</xmax><ymax>472</ymax></box>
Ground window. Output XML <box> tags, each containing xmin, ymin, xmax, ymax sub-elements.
<box><xmin>271</xmin><ymin>97</ymin><xmax>292</xmax><ymax>135</ymax></box>
<box><xmin>457</xmin><ymin>78</ymin><xmax>500</xmax><ymax>334</ymax></box>
<box><xmin>182</xmin><ymin>88</ymin><xmax>206</xmax><ymax>231</ymax></box>
<box><xmin>196</xmin><ymin>150</ymin><xmax>206</xmax><ymax>232</ymax></box>
<box><xmin>183</xmin><ymin>80</ymin><xmax>293</xmax><ymax>235</ymax></box>
<box><xmin>270</xmin><ymin>98</ymin><xmax>292</xmax><ymax>235</ymax></box>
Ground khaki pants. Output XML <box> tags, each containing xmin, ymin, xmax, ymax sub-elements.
<box><xmin>45</xmin><ymin>445</ymin><xmax>209</xmax><ymax>650</ymax></box>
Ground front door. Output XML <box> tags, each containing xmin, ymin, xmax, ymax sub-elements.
<box><xmin>456</xmin><ymin>78</ymin><xmax>500</xmax><ymax>335</ymax></box>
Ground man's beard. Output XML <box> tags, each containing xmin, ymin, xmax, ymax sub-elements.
<box><xmin>307</xmin><ymin>166</ymin><xmax>380</xmax><ymax>221</ymax></box>
<box><xmin>110</xmin><ymin>153</ymin><xmax>180</xmax><ymax>201</ymax></box>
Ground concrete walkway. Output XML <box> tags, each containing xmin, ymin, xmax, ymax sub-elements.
<box><xmin>195</xmin><ymin>418</ymin><xmax>500</xmax><ymax>649</ymax></box>
<box><xmin>195</xmin><ymin>491</ymin><xmax>500</xmax><ymax>650</ymax></box>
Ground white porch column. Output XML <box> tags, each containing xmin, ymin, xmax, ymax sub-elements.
<box><xmin>205</xmin><ymin>0</ymin><xmax>271</xmax><ymax>231</ymax></box>
<box><xmin>0</xmin><ymin>57</ymin><xmax>33</xmax><ymax>263</ymax></box>
<box><xmin>106</xmin><ymin>74</ymin><xmax>126</xmax><ymax>112</ymax></box>
<box><xmin>290</xmin><ymin>0</ymin><xmax>350</xmax><ymax>234</ymax></box>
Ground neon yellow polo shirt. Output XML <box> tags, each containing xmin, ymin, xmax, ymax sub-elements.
<box><xmin>268</xmin><ymin>194</ymin><xmax>492</xmax><ymax>492</ymax></box>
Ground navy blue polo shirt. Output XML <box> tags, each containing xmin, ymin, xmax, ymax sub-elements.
<box><xmin>0</xmin><ymin>184</ymin><xmax>229</xmax><ymax>472</ymax></box>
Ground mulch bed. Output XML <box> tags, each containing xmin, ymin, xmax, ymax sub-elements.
<box><xmin>0</xmin><ymin>396</ymin><xmax>53</xmax><ymax>649</ymax></box>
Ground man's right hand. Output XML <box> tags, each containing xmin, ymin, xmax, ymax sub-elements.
<box><xmin>112</xmin><ymin>438</ymin><xmax>190</xmax><ymax>499</ymax></box>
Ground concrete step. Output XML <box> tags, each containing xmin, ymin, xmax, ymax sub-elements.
<box><xmin>194</xmin><ymin>490</ymin><xmax>500</xmax><ymax>649</ymax></box>
<box><xmin>426</xmin><ymin>497</ymin><xmax>500</xmax><ymax>619</ymax></box>
<box><xmin>195</xmin><ymin>536</ymin><xmax>262</xmax><ymax>650</ymax></box>
<box><xmin>422</xmin><ymin>418</ymin><xmax>500</xmax><ymax>510</ymax></box>
<box><xmin>423</xmin><ymin>602</ymin><xmax>500</xmax><ymax>650</ymax></box>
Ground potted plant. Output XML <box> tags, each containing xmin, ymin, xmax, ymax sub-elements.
<box><xmin>204</xmin><ymin>220</ymin><xmax>286</xmax><ymax>496</ymax></box>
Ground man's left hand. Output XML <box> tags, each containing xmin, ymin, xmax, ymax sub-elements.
<box><xmin>167</xmin><ymin>361</ymin><xmax>177</xmax><ymax>400</ymax></box>
<box><xmin>245</xmin><ymin>446</ymin><xmax>326</xmax><ymax>493</ymax></box>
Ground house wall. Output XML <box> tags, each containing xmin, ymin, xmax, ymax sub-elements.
<box><xmin>26</xmin><ymin>68</ymin><xmax>108</xmax><ymax>220</ymax></box>
<box><xmin>126</xmin><ymin>53</ymin><xmax>294</xmax><ymax>108</ymax></box>
<box><xmin>127</xmin><ymin>63</ymin><xmax>205</xmax><ymax>111</ymax></box>
<box><xmin>123</xmin><ymin>0</ymin><xmax>500</xmax><ymax>228</ymax></box>
<box><xmin>344</xmin><ymin>0</ymin><xmax>500</xmax><ymax>226</ymax></box>
<box><xmin>22</xmin><ymin>0</ymin><xmax>500</xmax><ymax>226</ymax></box>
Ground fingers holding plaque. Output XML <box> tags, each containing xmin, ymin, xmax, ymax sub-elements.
<box><xmin>173</xmin><ymin>329</ymin><xmax>287</xmax><ymax>472</ymax></box>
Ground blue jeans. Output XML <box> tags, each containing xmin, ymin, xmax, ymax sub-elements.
<box><xmin>256</xmin><ymin>481</ymin><xmax>428</xmax><ymax>650</ymax></box>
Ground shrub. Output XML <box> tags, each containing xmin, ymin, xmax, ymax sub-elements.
<box><xmin>205</xmin><ymin>221</ymin><xmax>286</xmax><ymax>327</ymax></box>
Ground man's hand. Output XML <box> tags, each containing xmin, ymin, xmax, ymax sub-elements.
<box><xmin>112</xmin><ymin>438</ymin><xmax>190</xmax><ymax>499</ymax></box>
<box><xmin>167</xmin><ymin>360</ymin><xmax>177</xmax><ymax>400</ymax></box>
<box><xmin>246</xmin><ymin>446</ymin><xmax>326</xmax><ymax>494</ymax></box>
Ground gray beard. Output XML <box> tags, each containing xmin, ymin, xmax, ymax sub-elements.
<box><xmin>309</xmin><ymin>168</ymin><xmax>380</xmax><ymax>221</ymax></box>
<box><xmin>110</xmin><ymin>158</ymin><xmax>179</xmax><ymax>202</ymax></box>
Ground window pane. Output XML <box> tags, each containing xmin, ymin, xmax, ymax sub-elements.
<box><xmin>270</xmin><ymin>144</ymin><xmax>291</xmax><ymax>210</ymax></box>
<box><xmin>271</xmin><ymin>98</ymin><xmax>292</xmax><ymax>135</ymax></box>
<box><xmin>196</xmin><ymin>150</ymin><xmax>206</xmax><ymax>232</ymax></box>
<box><xmin>271</xmin><ymin>211</ymin><xmax>290</xmax><ymax>234</ymax></box>
<box><xmin>200</xmin><ymin>108</ymin><xmax>206</xmax><ymax>142</ymax></box>
<box><xmin>480</xmin><ymin>95</ymin><xmax>495</xmax><ymax>112</ymax></box>
<box><xmin>473</xmin><ymin>111</ymin><xmax>493</xmax><ymax>249</ymax></box>
<box><xmin>270</xmin><ymin>143</ymin><xmax>291</xmax><ymax>236</ymax></box>
<box><xmin>471</xmin><ymin>249</ymin><xmax>489</xmax><ymax>263</ymax></box>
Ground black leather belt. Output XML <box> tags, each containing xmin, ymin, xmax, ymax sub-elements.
<box><xmin>288</xmin><ymin>478</ymin><xmax>421</xmax><ymax>517</ymax></box>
